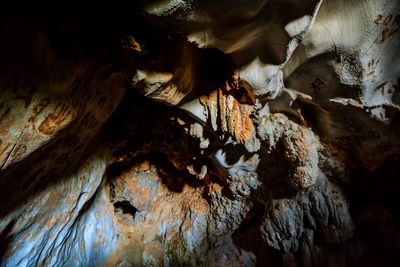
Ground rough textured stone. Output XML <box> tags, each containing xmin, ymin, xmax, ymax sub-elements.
<box><xmin>0</xmin><ymin>1</ymin><xmax>400</xmax><ymax>266</ymax></box>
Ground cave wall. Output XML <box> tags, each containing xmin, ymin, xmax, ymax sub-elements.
<box><xmin>0</xmin><ymin>1</ymin><xmax>400</xmax><ymax>266</ymax></box>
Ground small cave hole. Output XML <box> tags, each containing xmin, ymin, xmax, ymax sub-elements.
<box><xmin>113</xmin><ymin>200</ymin><xmax>137</xmax><ymax>222</ymax></box>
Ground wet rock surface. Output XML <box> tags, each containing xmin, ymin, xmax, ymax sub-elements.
<box><xmin>0</xmin><ymin>1</ymin><xmax>400</xmax><ymax>266</ymax></box>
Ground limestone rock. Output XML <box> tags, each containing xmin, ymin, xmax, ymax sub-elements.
<box><xmin>1</xmin><ymin>1</ymin><xmax>400</xmax><ymax>267</ymax></box>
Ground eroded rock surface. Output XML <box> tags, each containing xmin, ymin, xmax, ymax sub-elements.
<box><xmin>0</xmin><ymin>1</ymin><xmax>400</xmax><ymax>266</ymax></box>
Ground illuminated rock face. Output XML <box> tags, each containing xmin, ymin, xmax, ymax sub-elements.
<box><xmin>0</xmin><ymin>1</ymin><xmax>400</xmax><ymax>266</ymax></box>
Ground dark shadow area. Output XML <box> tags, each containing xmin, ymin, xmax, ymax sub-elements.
<box><xmin>0</xmin><ymin>219</ymin><xmax>16</xmax><ymax>262</ymax></box>
<box><xmin>233</xmin><ymin>203</ymin><xmax>282</xmax><ymax>267</ymax></box>
<box><xmin>220</xmin><ymin>142</ymin><xmax>254</xmax><ymax>166</ymax></box>
<box><xmin>256</xmin><ymin>141</ymin><xmax>297</xmax><ymax>199</ymax></box>
<box><xmin>114</xmin><ymin>201</ymin><xmax>137</xmax><ymax>219</ymax></box>
<box><xmin>347</xmin><ymin>158</ymin><xmax>400</xmax><ymax>264</ymax></box>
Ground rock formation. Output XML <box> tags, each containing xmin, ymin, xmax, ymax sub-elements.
<box><xmin>0</xmin><ymin>0</ymin><xmax>400</xmax><ymax>266</ymax></box>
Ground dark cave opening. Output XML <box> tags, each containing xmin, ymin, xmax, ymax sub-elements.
<box><xmin>113</xmin><ymin>200</ymin><xmax>137</xmax><ymax>219</ymax></box>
